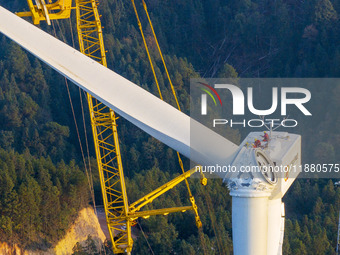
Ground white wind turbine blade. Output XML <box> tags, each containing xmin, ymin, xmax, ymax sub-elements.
<box><xmin>0</xmin><ymin>6</ymin><xmax>238</xmax><ymax>168</ymax></box>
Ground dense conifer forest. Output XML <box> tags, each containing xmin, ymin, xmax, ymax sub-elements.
<box><xmin>0</xmin><ymin>0</ymin><xmax>339</xmax><ymax>254</ymax></box>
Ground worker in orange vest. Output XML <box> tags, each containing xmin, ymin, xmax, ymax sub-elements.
<box><xmin>262</xmin><ymin>131</ymin><xmax>269</xmax><ymax>142</ymax></box>
<box><xmin>254</xmin><ymin>138</ymin><xmax>261</xmax><ymax>148</ymax></box>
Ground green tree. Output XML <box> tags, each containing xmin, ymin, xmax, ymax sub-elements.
<box><xmin>314</xmin><ymin>0</ymin><xmax>338</xmax><ymax>26</ymax></box>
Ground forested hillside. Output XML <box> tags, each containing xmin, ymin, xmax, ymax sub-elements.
<box><xmin>0</xmin><ymin>0</ymin><xmax>339</xmax><ymax>254</ymax></box>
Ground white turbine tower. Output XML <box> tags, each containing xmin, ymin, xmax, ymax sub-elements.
<box><xmin>0</xmin><ymin>6</ymin><xmax>301</xmax><ymax>255</ymax></box>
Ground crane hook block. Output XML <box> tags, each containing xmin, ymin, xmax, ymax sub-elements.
<box><xmin>16</xmin><ymin>0</ymin><xmax>72</xmax><ymax>25</ymax></box>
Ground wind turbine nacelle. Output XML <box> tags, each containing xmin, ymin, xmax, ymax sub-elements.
<box><xmin>224</xmin><ymin>131</ymin><xmax>301</xmax><ymax>199</ymax></box>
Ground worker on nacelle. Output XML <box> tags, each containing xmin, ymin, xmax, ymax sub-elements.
<box><xmin>254</xmin><ymin>138</ymin><xmax>261</xmax><ymax>148</ymax></box>
<box><xmin>262</xmin><ymin>131</ymin><xmax>269</xmax><ymax>142</ymax></box>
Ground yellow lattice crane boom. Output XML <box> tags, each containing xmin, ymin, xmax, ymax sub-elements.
<box><xmin>17</xmin><ymin>1</ymin><xmax>204</xmax><ymax>254</ymax></box>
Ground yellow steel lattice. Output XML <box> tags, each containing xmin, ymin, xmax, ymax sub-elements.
<box><xmin>75</xmin><ymin>0</ymin><xmax>132</xmax><ymax>253</ymax></box>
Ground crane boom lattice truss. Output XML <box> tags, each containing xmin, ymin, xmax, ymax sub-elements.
<box><xmin>75</xmin><ymin>0</ymin><xmax>132</xmax><ymax>253</ymax></box>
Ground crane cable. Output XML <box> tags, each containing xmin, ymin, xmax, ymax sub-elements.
<box><xmin>203</xmin><ymin>188</ymin><xmax>225</xmax><ymax>254</ymax></box>
<box><xmin>53</xmin><ymin>17</ymin><xmax>106</xmax><ymax>255</ymax></box>
<box><xmin>131</xmin><ymin>1</ymin><xmax>209</xmax><ymax>254</ymax></box>
<box><xmin>130</xmin><ymin>0</ymin><xmax>196</xmax><ymax>214</ymax></box>
<box><xmin>67</xmin><ymin>17</ymin><xmax>96</xmax><ymax>213</ymax></box>
<box><xmin>141</xmin><ymin>0</ymin><xmax>181</xmax><ymax>111</ymax></box>
<box><xmin>138</xmin><ymin>0</ymin><xmax>193</xmax><ymax>201</ymax></box>
<box><xmin>137</xmin><ymin>221</ymin><xmax>156</xmax><ymax>255</ymax></box>
<box><xmin>67</xmin><ymin>18</ymin><xmax>96</xmax><ymax>216</ymax></box>
<box><xmin>131</xmin><ymin>0</ymin><xmax>163</xmax><ymax>100</ymax></box>
<box><xmin>50</xmin><ymin>19</ymin><xmax>97</xmax><ymax>215</ymax></box>
<box><xmin>133</xmin><ymin>2</ymin><xmax>229</xmax><ymax>254</ymax></box>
